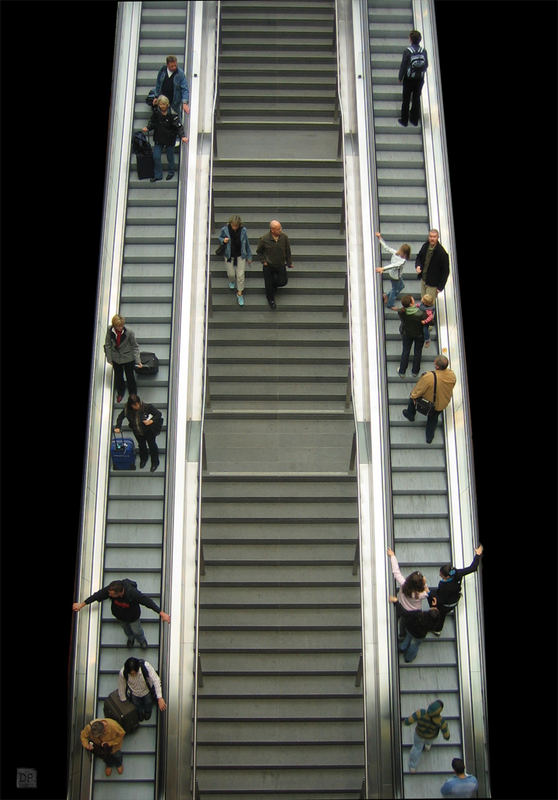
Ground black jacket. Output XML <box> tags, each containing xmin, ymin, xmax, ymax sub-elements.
<box><xmin>415</xmin><ymin>241</ymin><xmax>450</xmax><ymax>291</ymax></box>
<box><xmin>146</xmin><ymin>106</ymin><xmax>185</xmax><ymax>146</ymax></box>
<box><xmin>116</xmin><ymin>403</ymin><xmax>163</xmax><ymax>439</ymax></box>
<box><xmin>256</xmin><ymin>231</ymin><xmax>292</xmax><ymax>268</ymax></box>
<box><xmin>398</xmin><ymin>306</ymin><xmax>426</xmax><ymax>338</ymax></box>
<box><xmin>402</xmin><ymin>610</ymin><xmax>439</xmax><ymax>639</ymax></box>
<box><xmin>85</xmin><ymin>579</ymin><xmax>161</xmax><ymax>622</ymax></box>
<box><xmin>432</xmin><ymin>554</ymin><xmax>482</xmax><ymax>608</ymax></box>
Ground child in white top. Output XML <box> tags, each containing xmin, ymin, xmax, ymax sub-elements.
<box><xmin>375</xmin><ymin>232</ymin><xmax>411</xmax><ymax>309</ymax></box>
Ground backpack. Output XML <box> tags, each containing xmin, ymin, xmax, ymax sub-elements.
<box><xmin>132</xmin><ymin>130</ymin><xmax>152</xmax><ymax>156</ymax></box>
<box><xmin>407</xmin><ymin>46</ymin><xmax>426</xmax><ymax>79</ymax></box>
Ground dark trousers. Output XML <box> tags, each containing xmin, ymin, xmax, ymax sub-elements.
<box><xmin>401</xmin><ymin>77</ymin><xmax>424</xmax><ymax>125</ymax></box>
<box><xmin>130</xmin><ymin>692</ymin><xmax>154</xmax><ymax>720</ymax></box>
<box><xmin>405</xmin><ymin>397</ymin><xmax>442</xmax><ymax>443</ymax></box>
<box><xmin>113</xmin><ymin>360</ymin><xmax>137</xmax><ymax>397</ymax></box>
<box><xmin>400</xmin><ymin>334</ymin><xmax>424</xmax><ymax>375</ymax></box>
<box><xmin>427</xmin><ymin>589</ymin><xmax>457</xmax><ymax>632</ymax></box>
<box><xmin>99</xmin><ymin>748</ymin><xmax>123</xmax><ymax>768</ymax></box>
<box><xmin>135</xmin><ymin>431</ymin><xmax>159</xmax><ymax>463</ymax></box>
<box><xmin>263</xmin><ymin>264</ymin><xmax>287</xmax><ymax>301</ymax></box>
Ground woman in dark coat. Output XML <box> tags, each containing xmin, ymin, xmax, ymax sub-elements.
<box><xmin>142</xmin><ymin>94</ymin><xmax>188</xmax><ymax>182</ymax></box>
<box><xmin>114</xmin><ymin>394</ymin><xmax>163</xmax><ymax>472</ymax></box>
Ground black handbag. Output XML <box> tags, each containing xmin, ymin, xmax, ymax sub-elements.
<box><xmin>415</xmin><ymin>371</ymin><xmax>437</xmax><ymax>416</ymax></box>
<box><xmin>215</xmin><ymin>242</ymin><xmax>226</xmax><ymax>256</ymax></box>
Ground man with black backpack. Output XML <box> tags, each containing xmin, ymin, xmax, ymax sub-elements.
<box><xmin>73</xmin><ymin>578</ymin><xmax>170</xmax><ymax>648</ymax></box>
<box><xmin>398</xmin><ymin>29</ymin><xmax>429</xmax><ymax>127</ymax></box>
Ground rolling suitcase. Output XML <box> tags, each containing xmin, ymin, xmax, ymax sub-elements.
<box><xmin>103</xmin><ymin>689</ymin><xmax>140</xmax><ymax>734</ymax></box>
<box><xmin>135</xmin><ymin>352</ymin><xmax>159</xmax><ymax>376</ymax></box>
<box><xmin>111</xmin><ymin>432</ymin><xmax>136</xmax><ymax>470</ymax></box>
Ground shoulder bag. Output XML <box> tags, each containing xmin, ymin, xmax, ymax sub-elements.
<box><xmin>415</xmin><ymin>370</ymin><xmax>437</xmax><ymax>416</ymax></box>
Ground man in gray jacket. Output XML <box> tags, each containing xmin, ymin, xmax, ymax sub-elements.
<box><xmin>104</xmin><ymin>314</ymin><xmax>143</xmax><ymax>403</ymax></box>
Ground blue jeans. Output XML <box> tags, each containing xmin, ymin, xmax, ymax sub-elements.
<box><xmin>409</xmin><ymin>730</ymin><xmax>431</xmax><ymax>771</ymax></box>
<box><xmin>130</xmin><ymin>692</ymin><xmax>154</xmax><ymax>720</ymax></box>
<box><xmin>153</xmin><ymin>143</ymin><xmax>175</xmax><ymax>179</ymax></box>
<box><xmin>399</xmin><ymin>631</ymin><xmax>422</xmax><ymax>662</ymax></box>
<box><xmin>387</xmin><ymin>277</ymin><xmax>404</xmax><ymax>308</ymax></box>
<box><xmin>118</xmin><ymin>618</ymin><xmax>148</xmax><ymax>647</ymax></box>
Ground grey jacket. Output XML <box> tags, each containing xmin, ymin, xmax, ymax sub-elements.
<box><xmin>104</xmin><ymin>326</ymin><xmax>141</xmax><ymax>365</ymax></box>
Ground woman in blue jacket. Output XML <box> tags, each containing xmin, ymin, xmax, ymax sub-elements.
<box><xmin>218</xmin><ymin>215</ymin><xmax>253</xmax><ymax>306</ymax></box>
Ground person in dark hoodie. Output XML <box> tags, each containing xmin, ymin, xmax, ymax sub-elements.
<box><xmin>404</xmin><ymin>698</ymin><xmax>450</xmax><ymax>773</ymax></box>
<box><xmin>397</xmin><ymin>295</ymin><xmax>427</xmax><ymax>378</ymax></box>
<box><xmin>143</xmin><ymin>94</ymin><xmax>188</xmax><ymax>182</ymax></box>
<box><xmin>73</xmin><ymin>578</ymin><xmax>170</xmax><ymax>648</ymax></box>
<box><xmin>427</xmin><ymin>545</ymin><xmax>484</xmax><ymax>634</ymax></box>
<box><xmin>104</xmin><ymin>314</ymin><xmax>143</xmax><ymax>404</ymax></box>
<box><xmin>415</xmin><ymin>229</ymin><xmax>450</xmax><ymax>299</ymax></box>
<box><xmin>399</xmin><ymin>605</ymin><xmax>441</xmax><ymax>662</ymax></box>
<box><xmin>114</xmin><ymin>394</ymin><xmax>163</xmax><ymax>472</ymax></box>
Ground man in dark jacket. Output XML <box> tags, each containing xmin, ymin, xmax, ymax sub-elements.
<box><xmin>398</xmin><ymin>29</ymin><xmax>428</xmax><ymax>126</ymax></box>
<box><xmin>73</xmin><ymin>578</ymin><xmax>170</xmax><ymax>648</ymax></box>
<box><xmin>143</xmin><ymin>95</ymin><xmax>188</xmax><ymax>182</ymax></box>
<box><xmin>256</xmin><ymin>220</ymin><xmax>294</xmax><ymax>309</ymax></box>
<box><xmin>397</xmin><ymin>295</ymin><xmax>427</xmax><ymax>377</ymax></box>
<box><xmin>415</xmin><ymin>229</ymin><xmax>450</xmax><ymax>298</ymax></box>
<box><xmin>428</xmin><ymin>545</ymin><xmax>484</xmax><ymax>633</ymax></box>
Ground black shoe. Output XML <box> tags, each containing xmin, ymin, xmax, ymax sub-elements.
<box><xmin>398</xmin><ymin>118</ymin><xmax>408</xmax><ymax>127</ymax></box>
<box><xmin>412</xmin><ymin>372</ymin><xmax>419</xmax><ymax>377</ymax></box>
<box><xmin>410</xmin><ymin>120</ymin><xmax>419</xmax><ymax>126</ymax></box>
<box><xmin>143</xmin><ymin>710</ymin><xmax>152</xmax><ymax>720</ymax></box>
<box><xmin>268</xmin><ymin>298</ymin><xmax>276</xmax><ymax>309</ymax></box>
<box><xmin>127</xmin><ymin>638</ymin><xmax>134</xmax><ymax>647</ymax></box>
<box><xmin>139</xmin><ymin>456</ymin><xmax>148</xmax><ymax>469</ymax></box>
<box><xmin>140</xmin><ymin>640</ymin><xmax>148</xmax><ymax>649</ymax></box>
<box><xmin>150</xmin><ymin>461</ymin><xmax>159</xmax><ymax>472</ymax></box>
<box><xmin>166</xmin><ymin>172</ymin><xmax>175</xmax><ymax>180</ymax></box>
<box><xmin>402</xmin><ymin>409</ymin><xmax>415</xmax><ymax>422</ymax></box>
<box><xmin>150</xmin><ymin>176</ymin><xmax>162</xmax><ymax>182</ymax></box>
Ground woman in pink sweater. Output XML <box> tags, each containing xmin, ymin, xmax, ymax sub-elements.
<box><xmin>387</xmin><ymin>547</ymin><xmax>429</xmax><ymax>637</ymax></box>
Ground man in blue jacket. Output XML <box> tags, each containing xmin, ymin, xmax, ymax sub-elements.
<box><xmin>398</xmin><ymin>29</ymin><xmax>428</xmax><ymax>126</ymax></box>
<box><xmin>152</xmin><ymin>55</ymin><xmax>190</xmax><ymax>118</ymax></box>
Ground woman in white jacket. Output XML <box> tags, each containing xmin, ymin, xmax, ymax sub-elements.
<box><xmin>118</xmin><ymin>657</ymin><xmax>167</xmax><ymax>720</ymax></box>
<box><xmin>375</xmin><ymin>232</ymin><xmax>410</xmax><ymax>309</ymax></box>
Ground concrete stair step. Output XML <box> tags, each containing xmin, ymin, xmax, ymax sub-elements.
<box><xmin>201</xmin><ymin>521</ymin><xmax>358</xmax><ymax>539</ymax></box>
<box><xmin>198</xmin><ymin>589</ymin><xmax>360</xmax><ymax>609</ymax></box>
<box><xmin>196</xmin><ymin>718</ymin><xmax>363</xmax><ymax>743</ymax></box>
<box><xmin>197</xmin><ymin>672</ymin><xmax>363</xmax><ymax>696</ymax></box>
<box><xmin>195</xmin><ymin>766</ymin><xmax>364</xmax><ymax>793</ymax></box>
<box><xmin>200</xmin><ymin>565</ymin><xmax>360</xmax><ymax>585</ymax></box>
<box><xmin>196</xmin><ymin>742</ymin><xmax>364</xmax><ymax>767</ymax></box>
<box><xmin>197</xmin><ymin>693</ymin><xmax>364</xmax><ymax>718</ymax></box>
<box><xmin>201</xmin><ymin>477</ymin><xmax>356</xmax><ymax>497</ymax></box>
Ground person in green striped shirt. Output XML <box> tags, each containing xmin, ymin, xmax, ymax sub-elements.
<box><xmin>404</xmin><ymin>698</ymin><xmax>450</xmax><ymax>773</ymax></box>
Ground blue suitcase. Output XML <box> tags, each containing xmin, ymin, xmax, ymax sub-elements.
<box><xmin>111</xmin><ymin>432</ymin><xmax>136</xmax><ymax>470</ymax></box>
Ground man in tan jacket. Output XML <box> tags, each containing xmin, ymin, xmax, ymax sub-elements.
<box><xmin>80</xmin><ymin>718</ymin><xmax>125</xmax><ymax>777</ymax></box>
<box><xmin>402</xmin><ymin>354</ymin><xmax>456</xmax><ymax>443</ymax></box>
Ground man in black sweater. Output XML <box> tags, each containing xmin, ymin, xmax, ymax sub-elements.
<box><xmin>73</xmin><ymin>579</ymin><xmax>170</xmax><ymax>648</ymax></box>
<box><xmin>397</xmin><ymin>295</ymin><xmax>427</xmax><ymax>378</ymax></box>
<box><xmin>415</xmin><ymin>229</ymin><xmax>450</xmax><ymax>299</ymax></box>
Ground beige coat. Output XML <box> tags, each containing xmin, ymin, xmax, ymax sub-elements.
<box><xmin>411</xmin><ymin>367</ymin><xmax>456</xmax><ymax>411</ymax></box>
<box><xmin>80</xmin><ymin>718</ymin><xmax>125</xmax><ymax>753</ymax></box>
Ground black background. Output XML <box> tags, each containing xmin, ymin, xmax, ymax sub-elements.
<box><xmin>1</xmin><ymin>1</ymin><xmax>556</xmax><ymax>798</ymax></box>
